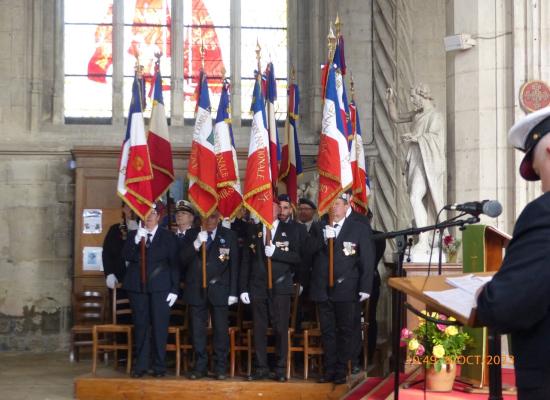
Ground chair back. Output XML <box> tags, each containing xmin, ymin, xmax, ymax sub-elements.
<box><xmin>73</xmin><ymin>290</ymin><xmax>105</xmax><ymax>326</ymax></box>
<box><xmin>112</xmin><ymin>285</ymin><xmax>132</xmax><ymax>324</ymax></box>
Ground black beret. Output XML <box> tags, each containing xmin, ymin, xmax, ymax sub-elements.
<box><xmin>298</xmin><ymin>197</ymin><xmax>317</xmax><ymax>210</ymax></box>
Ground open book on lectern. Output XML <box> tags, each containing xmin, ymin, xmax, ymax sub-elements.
<box><xmin>423</xmin><ymin>274</ymin><xmax>493</xmax><ymax>320</ymax></box>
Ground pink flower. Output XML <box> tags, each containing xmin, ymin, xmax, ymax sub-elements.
<box><xmin>437</xmin><ymin>314</ymin><xmax>447</xmax><ymax>332</ymax></box>
<box><xmin>416</xmin><ymin>344</ymin><xmax>425</xmax><ymax>356</ymax></box>
<box><xmin>443</xmin><ymin>235</ymin><xmax>454</xmax><ymax>246</ymax></box>
<box><xmin>401</xmin><ymin>328</ymin><xmax>412</xmax><ymax>340</ymax></box>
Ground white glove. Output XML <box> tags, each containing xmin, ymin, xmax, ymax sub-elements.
<box><xmin>134</xmin><ymin>227</ymin><xmax>148</xmax><ymax>244</ymax></box>
<box><xmin>358</xmin><ymin>292</ymin><xmax>370</xmax><ymax>302</ymax></box>
<box><xmin>265</xmin><ymin>243</ymin><xmax>276</xmax><ymax>257</ymax></box>
<box><xmin>228</xmin><ymin>296</ymin><xmax>238</xmax><ymax>306</ymax></box>
<box><xmin>323</xmin><ymin>225</ymin><xmax>336</xmax><ymax>240</ymax></box>
<box><xmin>105</xmin><ymin>274</ymin><xmax>118</xmax><ymax>289</ymax></box>
<box><xmin>299</xmin><ymin>285</ymin><xmax>304</xmax><ymax>296</ymax></box>
<box><xmin>166</xmin><ymin>293</ymin><xmax>178</xmax><ymax>307</ymax></box>
<box><xmin>222</xmin><ymin>218</ymin><xmax>232</xmax><ymax>229</ymax></box>
<box><xmin>193</xmin><ymin>230</ymin><xmax>208</xmax><ymax>251</ymax></box>
<box><xmin>240</xmin><ymin>292</ymin><xmax>251</xmax><ymax>304</ymax></box>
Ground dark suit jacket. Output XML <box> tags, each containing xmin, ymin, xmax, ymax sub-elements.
<box><xmin>476</xmin><ymin>192</ymin><xmax>550</xmax><ymax>390</ymax></box>
<box><xmin>122</xmin><ymin>227</ymin><xmax>179</xmax><ymax>294</ymax></box>
<box><xmin>181</xmin><ymin>225</ymin><xmax>239</xmax><ymax>306</ymax></box>
<box><xmin>309</xmin><ymin>217</ymin><xmax>375</xmax><ymax>302</ymax></box>
<box><xmin>102</xmin><ymin>223</ymin><xmax>128</xmax><ymax>281</ymax></box>
<box><xmin>296</xmin><ymin>220</ymin><xmax>322</xmax><ymax>292</ymax></box>
<box><xmin>240</xmin><ymin>222</ymin><xmax>302</xmax><ymax>299</ymax></box>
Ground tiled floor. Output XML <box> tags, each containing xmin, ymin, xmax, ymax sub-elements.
<box><xmin>0</xmin><ymin>352</ymin><xmax>90</xmax><ymax>400</ymax></box>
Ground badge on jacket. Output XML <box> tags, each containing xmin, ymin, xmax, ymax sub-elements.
<box><xmin>275</xmin><ymin>240</ymin><xmax>290</xmax><ymax>252</ymax></box>
<box><xmin>219</xmin><ymin>247</ymin><xmax>230</xmax><ymax>262</ymax></box>
<box><xmin>343</xmin><ymin>241</ymin><xmax>357</xmax><ymax>256</ymax></box>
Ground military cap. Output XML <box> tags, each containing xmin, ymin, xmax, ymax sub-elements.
<box><xmin>508</xmin><ymin>106</ymin><xmax>550</xmax><ymax>181</ymax></box>
<box><xmin>298</xmin><ymin>197</ymin><xmax>317</xmax><ymax>210</ymax></box>
<box><xmin>175</xmin><ymin>199</ymin><xmax>195</xmax><ymax>215</ymax></box>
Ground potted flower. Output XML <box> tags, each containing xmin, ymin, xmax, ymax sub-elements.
<box><xmin>401</xmin><ymin>311</ymin><xmax>472</xmax><ymax>391</ymax></box>
<box><xmin>442</xmin><ymin>234</ymin><xmax>461</xmax><ymax>263</ymax></box>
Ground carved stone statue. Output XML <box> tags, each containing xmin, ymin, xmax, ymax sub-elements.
<box><xmin>298</xmin><ymin>172</ymin><xmax>319</xmax><ymax>206</ymax></box>
<box><xmin>386</xmin><ymin>84</ymin><xmax>446</xmax><ymax>261</ymax></box>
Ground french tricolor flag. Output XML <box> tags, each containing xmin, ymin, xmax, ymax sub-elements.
<box><xmin>214</xmin><ymin>81</ymin><xmax>243</xmax><ymax>219</ymax></box>
<box><xmin>147</xmin><ymin>64</ymin><xmax>174</xmax><ymax>201</ymax></box>
<box><xmin>317</xmin><ymin>63</ymin><xmax>353</xmax><ymax>215</ymax></box>
<box><xmin>188</xmin><ymin>71</ymin><xmax>218</xmax><ymax>218</ymax></box>
<box><xmin>265</xmin><ymin>63</ymin><xmax>280</xmax><ymax>191</ymax></box>
<box><xmin>244</xmin><ymin>73</ymin><xmax>273</xmax><ymax>228</ymax></box>
<box><xmin>350</xmin><ymin>100</ymin><xmax>368</xmax><ymax>214</ymax></box>
<box><xmin>117</xmin><ymin>74</ymin><xmax>154</xmax><ymax>220</ymax></box>
<box><xmin>279</xmin><ymin>82</ymin><xmax>303</xmax><ymax>207</ymax></box>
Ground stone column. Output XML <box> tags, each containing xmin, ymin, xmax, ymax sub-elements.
<box><xmin>170</xmin><ymin>0</ymin><xmax>184</xmax><ymax>126</ymax></box>
<box><xmin>30</xmin><ymin>0</ymin><xmax>44</xmax><ymax>132</ymax></box>
<box><xmin>446</xmin><ymin>0</ymin><xmax>515</xmax><ymax>232</ymax></box>
<box><xmin>230</xmin><ymin>0</ymin><xmax>242</xmax><ymax>128</ymax></box>
<box><xmin>52</xmin><ymin>0</ymin><xmax>64</xmax><ymax>125</ymax></box>
<box><xmin>112</xmin><ymin>0</ymin><xmax>124</xmax><ymax>126</ymax></box>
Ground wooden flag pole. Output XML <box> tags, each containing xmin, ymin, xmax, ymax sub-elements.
<box><xmin>327</xmin><ymin>25</ymin><xmax>337</xmax><ymax>289</ymax></box>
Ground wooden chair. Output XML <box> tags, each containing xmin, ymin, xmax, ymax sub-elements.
<box><xmin>166</xmin><ymin>298</ymin><xmax>188</xmax><ymax>376</ymax></box>
<box><xmin>228</xmin><ymin>302</ymin><xmax>253</xmax><ymax>377</ymax></box>
<box><xmin>92</xmin><ymin>285</ymin><xmax>133</xmax><ymax>374</ymax></box>
<box><xmin>70</xmin><ymin>290</ymin><xmax>106</xmax><ymax>362</ymax></box>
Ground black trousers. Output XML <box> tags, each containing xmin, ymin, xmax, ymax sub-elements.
<box><xmin>351</xmin><ymin>271</ymin><xmax>381</xmax><ymax>367</ymax></box>
<box><xmin>318</xmin><ymin>300</ymin><xmax>355</xmax><ymax>379</ymax></box>
<box><xmin>127</xmin><ymin>290</ymin><xmax>170</xmax><ymax>374</ymax></box>
<box><xmin>251</xmin><ymin>295</ymin><xmax>291</xmax><ymax>375</ymax></box>
<box><xmin>518</xmin><ymin>384</ymin><xmax>550</xmax><ymax>400</ymax></box>
<box><xmin>190</xmin><ymin>303</ymin><xmax>229</xmax><ymax>374</ymax></box>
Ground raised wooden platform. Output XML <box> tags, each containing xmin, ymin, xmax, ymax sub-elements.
<box><xmin>74</xmin><ymin>372</ymin><xmax>362</xmax><ymax>400</ymax></box>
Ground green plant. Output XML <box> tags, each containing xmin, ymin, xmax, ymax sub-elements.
<box><xmin>401</xmin><ymin>311</ymin><xmax>472</xmax><ymax>372</ymax></box>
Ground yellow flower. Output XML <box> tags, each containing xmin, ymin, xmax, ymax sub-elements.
<box><xmin>432</xmin><ymin>345</ymin><xmax>445</xmax><ymax>358</ymax></box>
<box><xmin>448</xmin><ymin>316</ymin><xmax>456</xmax><ymax>322</ymax></box>
<box><xmin>408</xmin><ymin>339</ymin><xmax>419</xmax><ymax>351</ymax></box>
<box><xmin>445</xmin><ymin>326</ymin><xmax>458</xmax><ymax>336</ymax></box>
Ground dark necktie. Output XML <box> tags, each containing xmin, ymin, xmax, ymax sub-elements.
<box><xmin>206</xmin><ymin>231</ymin><xmax>213</xmax><ymax>249</ymax></box>
<box><xmin>333</xmin><ymin>224</ymin><xmax>339</xmax><ymax>238</ymax></box>
<box><xmin>146</xmin><ymin>233</ymin><xmax>152</xmax><ymax>248</ymax></box>
<box><xmin>177</xmin><ymin>232</ymin><xmax>184</xmax><ymax>238</ymax></box>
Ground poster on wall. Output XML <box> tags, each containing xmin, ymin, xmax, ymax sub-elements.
<box><xmin>83</xmin><ymin>246</ymin><xmax>103</xmax><ymax>271</ymax></box>
<box><xmin>83</xmin><ymin>209</ymin><xmax>102</xmax><ymax>234</ymax></box>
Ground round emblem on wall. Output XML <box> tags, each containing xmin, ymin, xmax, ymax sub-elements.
<box><xmin>519</xmin><ymin>80</ymin><xmax>550</xmax><ymax>113</ymax></box>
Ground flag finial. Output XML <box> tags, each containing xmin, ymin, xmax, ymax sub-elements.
<box><xmin>335</xmin><ymin>13</ymin><xmax>342</xmax><ymax>37</ymax></box>
<box><xmin>290</xmin><ymin>65</ymin><xmax>295</xmax><ymax>84</ymax></box>
<box><xmin>256</xmin><ymin>39</ymin><xmax>262</xmax><ymax>80</ymax></box>
<box><xmin>134</xmin><ymin>56</ymin><xmax>144</xmax><ymax>78</ymax></box>
<box><xmin>327</xmin><ymin>25</ymin><xmax>337</xmax><ymax>63</ymax></box>
<box><xmin>350</xmin><ymin>70</ymin><xmax>355</xmax><ymax>102</ymax></box>
<box><xmin>200</xmin><ymin>40</ymin><xmax>205</xmax><ymax>70</ymax></box>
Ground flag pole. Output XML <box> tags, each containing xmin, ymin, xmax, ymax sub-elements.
<box><xmin>327</xmin><ymin>26</ymin><xmax>337</xmax><ymax>289</ymax></box>
<box><xmin>198</xmin><ymin>41</ymin><xmax>208</xmax><ymax>292</ymax></box>
<box><xmin>256</xmin><ymin>40</ymin><xmax>273</xmax><ymax>294</ymax></box>
<box><xmin>134</xmin><ymin>56</ymin><xmax>148</xmax><ymax>290</ymax></box>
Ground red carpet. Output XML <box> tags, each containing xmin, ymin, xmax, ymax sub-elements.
<box><xmin>345</xmin><ymin>368</ymin><xmax>517</xmax><ymax>400</ymax></box>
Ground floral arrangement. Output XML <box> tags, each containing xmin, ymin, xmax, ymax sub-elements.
<box><xmin>401</xmin><ymin>311</ymin><xmax>472</xmax><ymax>372</ymax></box>
<box><xmin>442</xmin><ymin>234</ymin><xmax>461</xmax><ymax>257</ymax></box>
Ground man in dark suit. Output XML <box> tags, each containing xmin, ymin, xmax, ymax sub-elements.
<box><xmin>122</xmin><ymin>202</ymin><xmax>179</xmax><ymax>378</ymax></box>
<box><xmin>476</xmin><ymin>107</ymin><xmax>550</xmax><ymax>400</ymax></box>
<box><xmin>310</xmin><ymin>193</ymin><xmax>375</xmax><ymax>384</ymax></box>
<box><xmin>102</xmin><ymin>202</ymin><xmax>137</xmax><ymax>289</ymax></box>
<box><xmin>173</xmin><ymin>200</ymin><xmax>196</xmax><ymax>292</ymax></box>
<box><xmin>240</xmin><ymin>201</ymin><xmax>302</xmax><ymax>382</ymax></box>
<box><xmin>182</xmin><ymin>210</ymin><xmax>239</xmax><ymax>380</ymax></box>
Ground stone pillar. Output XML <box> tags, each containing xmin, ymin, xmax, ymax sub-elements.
<box><xmin>112</xmin><ymin>0</ymin><xmax>124</xmax><ymax>126</ymax></box>
<box><xmin>446</xmin><ymin>0</ymin><xmax>515</xmax><ymax>232</ymax></box>
<box><xmin>52</xmin><ymin>0</ymin><xmax>64</xmax><ymax>125</ymax></box>
<box><xmin>30</xmin><ymin>0</ymin><xmax>44</xmax><ymax>132</ymax></box>
<box><xmin>170</xmin><ymin>0</ymin><xmax>184</xmax><ymax>126</ymax></box>
<box><xmin>230</xmin><ymin>0</ymin><xmax>242</xmax><ymax>128</ymax></box>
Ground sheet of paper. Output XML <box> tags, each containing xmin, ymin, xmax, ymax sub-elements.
<box><xmin>423</xmin><ymin>288</ymin><xmax>476</xmax><ymax>319</ymax></box>
<box><xmin>445</xmin><ymin>274</ymin><xmax>492</xmax><ymax>295</ymax></box>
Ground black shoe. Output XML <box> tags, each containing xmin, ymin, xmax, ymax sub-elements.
<box><xmin>351</xmin><ymin>365</ymin><xmax>362</xmax><ymax>375</ymax></box>
<box><xmin>151</xmin><ymin>371</ymin><xmax>166</xmax><ymax>378</ymax></box>
<box><xmin>247</xmin><ymin>371</ymin><xmax>269</xmax><ymax>381</ymax></box>
<box><xmin>131</xmin><ymin>370</ymin><xmax>145</xmax><ymax>378</ymax></box>
<box><xmin>215</xmin><ymin>373</ymin><xmax>227</xmax><ymax>380</ymax></box>
<box><xmin>273</xmin><ymin>374</ymin><xmax>287</xmax><ymax>382</ymax></box>
<box><xmin>333</xmin><ymin>376</ymin><xmax>347</xmax><ymax>385</ymax></box>
<box><xmin>317</xmin><ymin>374</ymin><xmax>334</xmax><ymax>384</ymax></box>
<box><xmin>188</xmin><ymin>370</ymin><xmax>207</xmax><ymax>380</ymax></box>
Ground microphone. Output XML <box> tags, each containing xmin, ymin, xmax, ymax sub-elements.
<box><xmin>444</xmin><ymin>200</ymin><xmax>502</xmax><ymax>218</ymax></box>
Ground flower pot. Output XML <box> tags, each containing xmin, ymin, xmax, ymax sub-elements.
<box><xmin>446</xmin><ymin>252</ymin><xmax>458</xmax><ymax>263</ymax></box>
<box><xmin>425</xmin><ymin>362</ymin><xmax>457</xmax><ymax>392</ymax></box>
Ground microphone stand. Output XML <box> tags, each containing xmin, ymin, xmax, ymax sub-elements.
<box><xmin>375</xmin><ymin>215</ymin><xmax>480</xmax><ymax>400</ymax></box>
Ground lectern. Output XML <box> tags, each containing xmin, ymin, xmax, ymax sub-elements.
<box><xmin>461</xmin><ymin>225</ymin><xmax>511</xmax><ymax>389</ymax></box>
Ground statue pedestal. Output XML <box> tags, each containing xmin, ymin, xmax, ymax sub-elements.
<box><xmin>402</xmin><ymin>262</ymin><xmax>463</xmax><ymax>332</ymax></box>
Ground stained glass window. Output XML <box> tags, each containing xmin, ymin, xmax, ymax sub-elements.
<box><xmin>241</xmin><ymin>0</ymin><xmax>288</xmax><ymax>121</ymax></box>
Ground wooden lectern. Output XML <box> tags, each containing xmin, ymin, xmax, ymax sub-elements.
<box><xmin>461</xmin><ymin>225</ymin><xmax>511</xmax><ymax>389</ymax></box>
